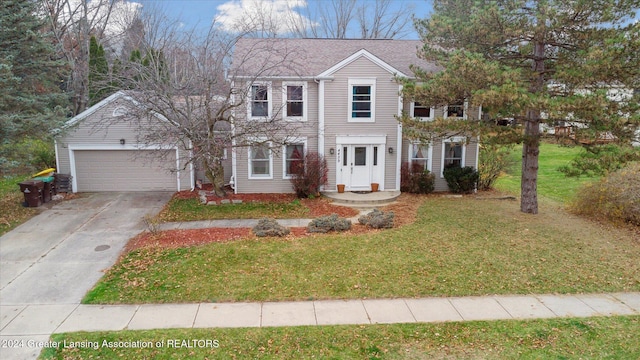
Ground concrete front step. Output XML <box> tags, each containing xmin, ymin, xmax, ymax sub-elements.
<box><xmin>322</xmin><ymin>190</ymin><xmax>400</xmax><ymax>207</ymax></box>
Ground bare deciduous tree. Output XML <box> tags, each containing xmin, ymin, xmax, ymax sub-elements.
<box><xmin>40</xmin><ymin>0</ymin><xmax>139</xmax><ymax>115</ymax></box>
<box><xmin>356</xmin><ymin>0</ymin><xmax>415</xmax><ymax>39</ymax></box>
<box><xmin>109</xmin><ymin>15</ymin><xmax>304</xmax><ymax>196</ymax></box>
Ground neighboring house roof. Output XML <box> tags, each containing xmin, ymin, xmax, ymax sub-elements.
<box><xmin>230</xmin><ymin>38</ymin><xmax>439</xmax><ymax>78</ymax></box>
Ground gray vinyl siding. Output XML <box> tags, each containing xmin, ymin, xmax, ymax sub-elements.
<box><xmin>323</xmin><ymin>57</ymin><xmax>401</xmax><ymax>191</ymax></box>
<box><xmin>55</xmin><ymin>95</ymin><xmax>192</xmax><ymax>192</ymax></box>
<box><xmin>234</xmin><ymin>80</ymin><xmax>319</xmax><ymax>194</ymax></box>
<box><xmin>400</xmin><ymin>99</ymin><xmax>481</xmax><ymax>192</ymax></box>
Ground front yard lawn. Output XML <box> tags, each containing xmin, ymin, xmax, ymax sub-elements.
<box><xmin>84</xmin><ymin>196</ymin><xmax>640</xmax><ymax>304</ymax></box>
<box><xmin>156</xmin><ymin>193</ymin><xmax>358</xmax><ymax>222</ymax></box>
<box><xmin>41</xmin><ymin>316</ymin><xmax>640</xmax><ymax>359</ymax></box>
<box><xmin>495</xmin><ymin>142</ymin><xmax>599</xmax><ymax>203</ymax></box>
<box><xmin>158</xmin><ymin>197</ymin><xmax>309</xmax><ymax>221</ymax></box>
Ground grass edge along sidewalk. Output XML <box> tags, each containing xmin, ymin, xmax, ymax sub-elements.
<box><xmin>39</xmin><ymin>315</ymin><xmax>640</xmax><ymax>359</ymax></box>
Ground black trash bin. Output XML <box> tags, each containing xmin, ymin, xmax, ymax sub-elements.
<box><xmin>33</xmin><ymin>176</ymin><xmax>54</xmax><ymax>203</ymax></box>
<box><xmin>54</xmin><ymin>173</ymin><xmax>72</xmax><ymax>193</ymax></box>
<box><xmin>19</xmin><ymin>180</ymin><xmax>44</xmax><ymax>207</ymax></box>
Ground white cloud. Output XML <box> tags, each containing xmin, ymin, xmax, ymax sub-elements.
<box><xmin>215</xmin><ymin>0</ymin><xmax>315</xmax><ymax>35</ymax></box>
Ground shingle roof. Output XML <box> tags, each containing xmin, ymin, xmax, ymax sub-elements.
<box><xmin>230</xmin><ymin>38</ymin><xmax>439</xmax><ymax>78</ymax></box>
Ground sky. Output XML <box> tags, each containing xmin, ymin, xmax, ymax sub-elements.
<box><xmin>136</xmin><ymin>0</ymin><xmax>433</xmax><ymax>39</ymax></box>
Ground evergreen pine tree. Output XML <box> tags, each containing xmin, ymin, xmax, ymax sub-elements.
<box><xmin>88</xmin><ymin>36</ymin><xmax>110</xmax><ymax>105</ymax></box>
<box><xmin>0</xmin><ymin>0</ymin><xmax>69</xmax><ymax>171</ymax></box>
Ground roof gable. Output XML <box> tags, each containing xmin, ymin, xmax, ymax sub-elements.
<box><xmin>63</xmin><ymin>91</ymin><xmax>134</xmax><ymax>128</ymax></box>
<box><xmin>317</xmin><ymin>49</ymin><xmax>406</xmax><ymax>77</ymax></box>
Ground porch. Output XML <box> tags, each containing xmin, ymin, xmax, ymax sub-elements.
<box><xmin>322</xmin><ymin>190</ymin><xmax>401</xmax><ymax>209</ymax></box>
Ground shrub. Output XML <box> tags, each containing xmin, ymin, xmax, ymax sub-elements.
<box><xmin>289</xmin><ymin>152</ymin><xmax>328</xmax><ymax>198</ymax></box>
<box><xmin>570</xmin><ymin>163</ymin><xmax>640</xmax><ymax>226</ymax></box>
<box><xmin>358</xmin><ymin>209</ymin><xmax>395</xmax><ymax>229</ymax></box>
<box><xmin>307</xmin><ymin>214</ymin><xmax>351</xmax><ymax>233</ymax></box>
<box><xmin>400</xmin><ymin>162</ymin><xmax>435</xmax><ymax>194</ymax></box>
<box><xmin>252</xmin><ymin>218</ymin><xmax>291</xmax><ymax>237</ymax></box>
<box><xmin>478</xmin><ymin>143</ymin><xmax>515</xmax><ymax>191</ymax></box>
<box><xmin>443</xmin><ymin>166</ymin><xmax>479</xmax><ymax>194</ymax></box>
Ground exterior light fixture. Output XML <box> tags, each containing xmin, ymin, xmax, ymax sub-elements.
<box><xmin>120</xmin><ymin>139</ymin><xmax>125</xmax><ymax>145</ymax></box>
<box><xmin>388</xmin><ymin>147</ymin><xmax>393</xmax><ymax>154</ymax></box>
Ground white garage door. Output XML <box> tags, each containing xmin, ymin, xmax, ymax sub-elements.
<box><xmin>74</xmin><ymin>150</ymin><xmax>177</xmax><ymax>192</ymax></box>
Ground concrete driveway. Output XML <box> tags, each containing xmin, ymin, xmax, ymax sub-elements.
<box><xmin>0</xmin><ymin>192</ymin><xmax>172</xmax><ymax>305</ymax></box>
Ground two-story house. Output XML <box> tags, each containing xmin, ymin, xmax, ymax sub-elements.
<box><xmin>53</xmin><ymin>38</ymin><xmax>479</xmax><ymax>194</ymax></box>
<box><xmin>230</xmin><ymin>38</ymin><xmax>480</xmax><ymax>194</ymax></box>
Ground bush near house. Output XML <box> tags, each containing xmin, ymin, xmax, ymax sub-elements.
<box><xmin>358</xmin><ymin>209</ymin><xmax>395</xmax><ymax>229</ymax></box>
<box><xmin>443</xmin><ymin>166</ymin><xmax>479</xmax><ymax>194</ymax></box>
<box><xmin>289</xmin><ymin>152</ymin><xmax>328</xmax><ymax>198</ymax></box>
<box><xmin>571</xmin><ymin>163</ymin><xmax>640</xmax><ymax>226</ymax></box>
<box><xmin>252</xmin><ymin>218</ymin><xmax>291</xmax><ymax>237</ymax></box>
<box><xmin>307</xmin><ymin>214</ymin><xmax>351</xmax><ymax>233</ymax></box>
<box><xmin>400</xmin><ymin>162</ymin><xmax>435</xmax><ymax>194</ymax></box>
<box><xmin>478</xmin><ymin>143</ymin><xmax>515</xmax><ymax>190</ymax></box>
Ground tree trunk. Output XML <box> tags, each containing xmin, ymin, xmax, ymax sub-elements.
<box><xmin>521</xmin><ymin>115</ymin><xmax>540</xmax><ymax>214</ymax></box>
<box><xmin>203</xmin><ymin>157</ymin><xmax>226</xmax><ymax>197</ymax></box>
<box><xmin>520</xmin><ymin>29</ymin><xmax>546</xmax><ymax>214</ymax></box>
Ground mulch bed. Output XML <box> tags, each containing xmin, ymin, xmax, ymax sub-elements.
<box><xmin>125</xmin><ymin>191</ymin><xmax>430</xmax><ymax>253</ymax></box>
<box><xmin>171</xmin><ymin>187</ymin><xmax>359</xmax><ymax>218</ymax></box>
<box><xmin>126</xmin><ymin>224</ymin><xmax>375</xmax><ymax>252</ymax></box>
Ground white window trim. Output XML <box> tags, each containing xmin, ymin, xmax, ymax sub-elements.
<box><xmin>348</xmin><ymin>78</ymin><xmax>376</xmax><ymax>123</ymax></box>
<box><xmin>410</xmin><ymin>101</ymin><xmax>435</xmax><ymax>121</ymax></box>
<box><xmin>248</xmin><ymin>141</ymin><xmax>273</xmax><ymax>179</ymax></box>
<box><xmin>441</xmin><ymin>136</ymin><xmax>467</xmax><ymax>177</ymax></box>
<box><xmin>409</xmin><ymin>142</ymin><xmax>433</xmax><ymax>172</ymax></box>
<box><xmin>444</xmin><ymin>99</ymin><xmax>469</xmax><ymax>120</ymax></box>
<box><xmin>282</xmin><ymin>137</ymin><xmax>308</xmax><ymax>179</ymax></box>
<box><xmin>282</xmin><ymin>81</ymin><xmax>307</xmax><ymax>121</ymax></box>
<box><xmin>112</xmin><ymin>106</ymin><xmax>128</xmax><ymax>117</ymax></box>
<box><xmin>247</xmin><ymin>81</ymin><xmax>272</xmax><ymax>120</ymax></box>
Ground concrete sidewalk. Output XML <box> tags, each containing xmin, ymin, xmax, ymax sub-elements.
<box><xmin>2</xmin><ymin>293</ymin><xmax>638</xmax><ymax>336</ymax></box>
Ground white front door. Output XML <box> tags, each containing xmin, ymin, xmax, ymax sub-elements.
<box><xmin>341</xmin><ymin>145</ymin><xmax>371</xmax><ymax>190</ymax></box>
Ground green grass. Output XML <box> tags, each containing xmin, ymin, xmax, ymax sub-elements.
<box><xmin>84</xmin><ymin>196</ymin><xmax>640</xmax><ymax>304</ymax></box>
<box><xmin>40</xmin><ymin>316</ymin><xmax>640</xmax><ymax>359</ymax></box>
<box><xmin>494</xmin><ymin>142</ymin><xmax>599</xmax><ymax>203</ymax></box>
<box><xmin>0</xmin><ymin>174</ymin><xmax>37</xmax><ymax>236</ymax></box>
<box><xmin>157</xmin><ymin>198</ymin><xmax>309</xmax><ymax>222</ymax></box>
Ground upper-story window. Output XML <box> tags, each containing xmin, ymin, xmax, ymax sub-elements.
<box><xmin>282</xmin><ymin>82</ymin><xmax>307</xmax><ymax>121</ymax></box>
<box><xmin>411</xmin><ymin>102</ymin><xmax>434</xmax><ymax>121</ymax></box>
<box><xmin>348</xmin><ymin>78</ymin><xmax>376</xmax><ymax>122</ymax></box>
<box><xmin>445</xmin><ymin>100</ymin><xmax>467</xmax><ymax>119</ymax></box>
<box><xmin>249</xmin><ymin>82</ymin><xmax>271</xmax><ymax>119</ymax></box>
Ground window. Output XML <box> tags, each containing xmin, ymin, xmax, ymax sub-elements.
<box><xmin>283</xmin><ymin>82</ymin><xmax>307</xmax><ymax>121</ymax></box>
<box><xmin>283</xmin><ymin>142</ymin><xmax>305</xmax><ymax>178</ymax></box>
<box><xmin>446</xmin><ymin>100</ymin><xmax>467</xmax><ymax>119</ymax></box>
<box><xmin>410</xmin><ymin>143</ymin><xmax>431</xmax><ymax>171</ymax></box>
<box><xmin>249</xmin><ymin>83</ymin><xmax>271</xmax><ymax>118</ymax></box>
<box><xmin>441</xmin><ymin>137</ymin><xmax>466</xmax><ymax>176</ymax></box>
<box><xmin>411</xmin><ymin>102</ymin><xmax>433</xmax><ymax>120</ymax></box>
<box><xmin>249</xmin><ymin>143</ymin><xmax>272</xmax><ymax>179</ymax></box>
<box><xmin>354</xmin><ymin>146</ymin><xmax>367</xmax><ymax>165</ymax></box>
<box><xmin>348</xmin><ymin>79</ymin><xmax>376</xmax><ymax>122</ymax></box>
<box><xmin>112</xmin><ymin>106</ymin><xmax>128</xmax><ymax>117</ymax></box>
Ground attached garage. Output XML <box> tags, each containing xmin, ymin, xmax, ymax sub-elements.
<box><xmin>71</xmin><ymin>149</ymin><xmax>179</xmax><ymax>192</ymax></box>
<box><xmin>55</xmin><ymin>92</ymin><xmax>194</xmax><ymax>193</ymax></box>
